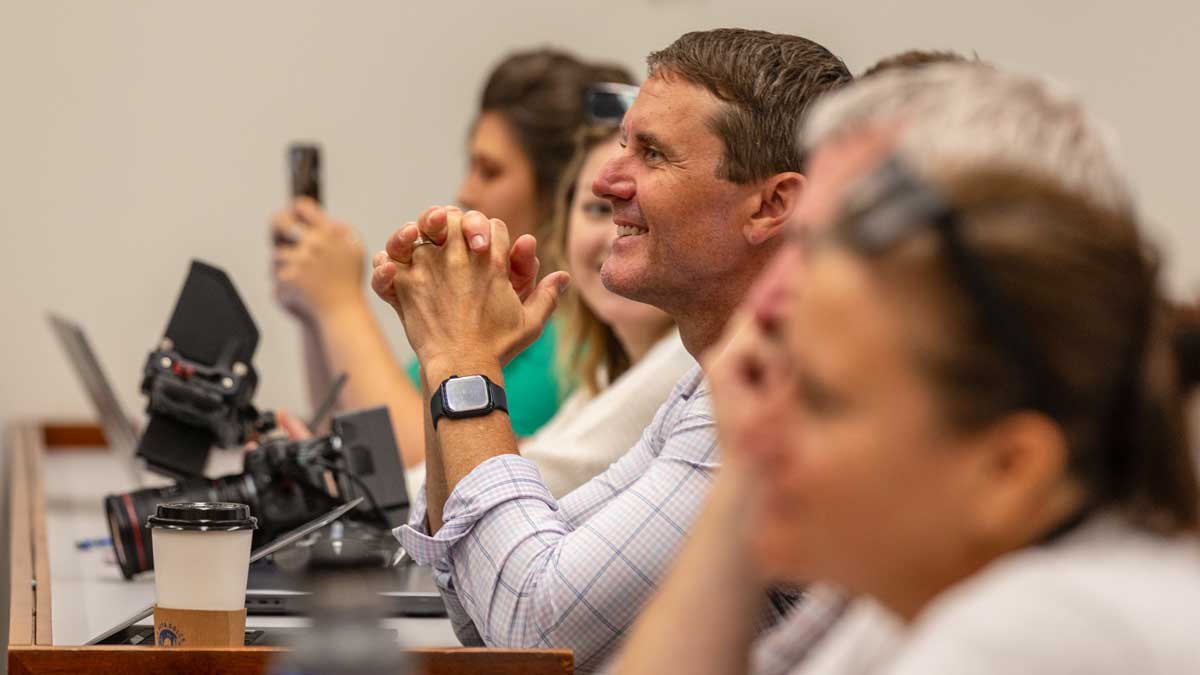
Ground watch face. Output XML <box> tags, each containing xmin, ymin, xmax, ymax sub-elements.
<box><xmin>444</xmin><ymin>375</ymin><xmax>491</xmax><ymax>413</ymax></box>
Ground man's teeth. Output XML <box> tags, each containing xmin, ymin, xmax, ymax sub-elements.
<box><xmin>617</xmin><ymin>224</ymin><xmax>648</xmax><ymax>237</ymax></box>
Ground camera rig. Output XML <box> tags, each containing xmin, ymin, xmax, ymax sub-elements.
<box><xmin>136</xmin><ymin>261</ymin><xmax>272</xmax><ymax>478</ymax></box>
<box><xmin>106</xmin><ymin>259</ymin><xmax>409</xmax><ymax>579</ymax></box>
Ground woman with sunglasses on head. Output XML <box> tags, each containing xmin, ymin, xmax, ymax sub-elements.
<box><xmin>615</xmin><ymin>161</ymin><xmax>1200</xmax><ymax>674</ymax></box>
<box><xmin>269</xmin><ymin>50</ymin><xmax>633</xmax><ymax>475</ymax></box>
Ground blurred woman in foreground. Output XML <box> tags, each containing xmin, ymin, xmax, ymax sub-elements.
<box><xmin>616</xmin><ymin>161</ymin><xmax>1200</xmax><ymax>674</ymax></box>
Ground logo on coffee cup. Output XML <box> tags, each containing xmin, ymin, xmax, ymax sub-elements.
<box><xmin>157</xmin><ymin>621</ymin><xmax>186</xmax><ymax>646</ymax></box>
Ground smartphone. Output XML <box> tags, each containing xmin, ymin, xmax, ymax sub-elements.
<box><xmin>288</xmin><ymin>143</ymin><xmax>322</xmax><ymax>205</ymax></box>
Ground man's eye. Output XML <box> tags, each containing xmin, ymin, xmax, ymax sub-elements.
<box><xmin>644</xmin><ymin>147</ymin><xmax>662</xmax><ymax>162</ymax></box>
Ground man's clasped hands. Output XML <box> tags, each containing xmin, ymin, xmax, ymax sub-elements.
<box><xmin>370</xmin><ymin>207</ymin><xmax>571</xmax><ymax>384</ymax></box>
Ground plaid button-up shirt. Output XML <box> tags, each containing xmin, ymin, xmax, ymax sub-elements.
<box><xmin>396</xmin><ymin>366</ymin><xmax>792</xmax><ymax>672</ymax></box>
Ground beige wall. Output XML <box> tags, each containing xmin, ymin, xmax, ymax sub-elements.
<box><xmin>2</xmin><ymin>0</ymin><xmax>1197</xmax><ymax>423</ymax></box>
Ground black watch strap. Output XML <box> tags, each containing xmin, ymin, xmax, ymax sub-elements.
<box><xmin>430</xmin><ymin>374</ymin><xmax>508</xmax><ymax>429</ymax></box>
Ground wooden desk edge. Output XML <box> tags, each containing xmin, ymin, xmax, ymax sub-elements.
<box><xmin>29</xmin><ymin>424</ymin><xmax>53</xmax><ymax>645</ymax></box>
<box><xmin>40</xmin><ymin>422</ymin><xmax>108</xmax><ymax>450</ymax></box>
<box><xmin>6</xmin><ymin>425</ymin><xmax>34</xmax><ymax>647</ymax></box>
<box><xmin>9</xmin><ymin>646</ymin><xmax>574</xmax><ymax>675</ymax></box>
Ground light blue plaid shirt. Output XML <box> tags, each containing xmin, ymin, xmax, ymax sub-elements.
<box><xmin>396</xmin><ymin>366</ymin><xmax>790</xmax><ymax>672</ymax></box>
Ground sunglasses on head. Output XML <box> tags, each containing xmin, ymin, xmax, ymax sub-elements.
<box><xmin>835</xmin><ymin>156</ymin><xmax>1062</xmax><ymax>419</ymax></box>
<box><xmin>586</xmin><ymin>82</ymin><xmax>639</xmax><ymax>125</ymax></box>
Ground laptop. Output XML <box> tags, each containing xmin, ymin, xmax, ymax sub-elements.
<box><xmin>48</xmin><ymin>314</ymin><xmax>444</xmax><ymax>618</ymax></box>
<box><xmin>243</xmin><ymin>496</ymin><xmax>445</xmax><ymax>617</ymax></box>
<box><xmin>246</xmin><ymin>553</ymin><xmax>445</xmax><ymax>617</ymax></box>
<box><xmin>47</xmin><ymin>313</ymin><xmax>143</xmax><ymax>484</ymax></box>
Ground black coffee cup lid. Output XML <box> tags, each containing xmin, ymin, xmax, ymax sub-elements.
<box><xmin>146</xmin><ymin>502</ymin><xmax>259</xmax><ymax>532</ymax></box>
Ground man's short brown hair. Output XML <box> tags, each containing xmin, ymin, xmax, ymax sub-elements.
<box><xmin>647</xmin><ymin>28</ymin><xmax>852</xmax><ymax>183</ymax></box>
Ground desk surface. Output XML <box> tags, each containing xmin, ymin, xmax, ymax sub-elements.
<box><xmin>42</xmin><ymin>447</ymin><xmax>460</xmax><ymax>648</ymax></box>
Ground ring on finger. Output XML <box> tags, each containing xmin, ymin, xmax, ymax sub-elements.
<box><xmin>413</xmin><ymin>234</ymin><xmax>436</xmax><ymax>249</ymax></box>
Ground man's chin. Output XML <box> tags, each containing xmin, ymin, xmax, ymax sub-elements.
<box><xmin>600</xmin><ymin>263</ymin><xmax>648</xmax><ymax>303</ymax></box>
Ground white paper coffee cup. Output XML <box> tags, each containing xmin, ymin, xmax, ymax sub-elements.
<box><xmin>148</xmin><ymin>502</ymin><xmax>258</xmax><ymax>611</ymax></box>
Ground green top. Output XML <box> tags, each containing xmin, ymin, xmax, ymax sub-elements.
<box><xmin>404</xmin><ymin>321</ymin><xmax>563</xmax><ymax>438</ymax></box>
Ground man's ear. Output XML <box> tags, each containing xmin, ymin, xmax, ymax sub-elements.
<box><xmin>744</xmin><ymin>172</ymin><xmax>806</xmax><ymax>246</ymax></box>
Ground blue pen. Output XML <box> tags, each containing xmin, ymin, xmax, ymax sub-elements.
<box><xmin>75</xmin><ymin>537</ymin><xmax>112</xmax><ymax>551</ymax></box>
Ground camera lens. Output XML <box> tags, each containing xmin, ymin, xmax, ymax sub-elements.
<box><xmin>104</xmin><ymin>475</ymin><xmax>256</xmax><ymax>579</ymax></box>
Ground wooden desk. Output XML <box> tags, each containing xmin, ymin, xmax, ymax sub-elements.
<box><xmin>5</xmin><ymin>420</ymin><xmax>573</xmax><ymax>674</ymax></box>
<box><xmin>6</xmin><ymin>422</ymin><xmax>52</xmax><ymax>647</ymax></box>
<box><xmin>7</xmin><ymin>646</ymin><xmax>573</xmax><ymax>675</ymax></box>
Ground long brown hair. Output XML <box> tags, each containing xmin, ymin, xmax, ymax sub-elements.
<box><xmin>834</xmin><ymin>167</ymin><xmax>1199</xmax><ymax>534</ymax></box>
<box><xmin>547</xmin><ymin>125</ymin><xmax>660</xmax><ymax>395</ymax></box>
<box><xmin>1174</xmin><ymin>298</ymin><xmax>1200</xmax><ymax>390</ymax></box>
<box><xmin>479</xmin><ymin>48</ymin><xmax>634</xmax><ymax>247</ymax></box>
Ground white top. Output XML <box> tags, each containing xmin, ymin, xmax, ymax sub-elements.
<box><xmin>521</xmin><ymin>329</ymin><xmax>694</xmax><ymax>497</ymax></box>
<box><xmin>785</xmin><ymin>595</ymin><xmax>902</xmax><ymax>675</ymax></box>
<box><xmin>884</xmin><ymin>516</ymin><xmax>1200</xmax><ymax>675</ymax></box>
<box><xmin>784</xmin><ymin>515</ymin><xmax>1200</xmax><ymax>674</ymax></box>
<box><xmin>402</xmin><ymin>329</ymin><xmax>694</xmax><ymax>500</ymax></box>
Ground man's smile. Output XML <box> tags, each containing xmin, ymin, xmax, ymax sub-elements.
<box><xmin>614</xmin><ymin>217</ymin><xmax>649</xmax><ymax>238</ymax></box>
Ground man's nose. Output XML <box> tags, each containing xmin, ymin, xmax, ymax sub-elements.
<box><xmin>747</xmin><ymin>246</ymin><xmax>802</xmax><ymax>336</ymax></box>
<box><xmin>593</xmin><ymin>155</ymin><xmax>635</xmax><ymax>202</ymax></box>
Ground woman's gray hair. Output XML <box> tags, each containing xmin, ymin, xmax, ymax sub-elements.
<box><xmin>802</xmin><ymin>63</ymin><xmax>1135</xmax><ymax>216</ymax></box>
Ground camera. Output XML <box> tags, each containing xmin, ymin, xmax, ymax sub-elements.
<box><xmin>105</xmin><ymin>405</ymin><xmax>407</xmax><ymax>579</ymax></box>
<box><xmin>110</xmin><ymin>259</ymin><xmax>409</xmax><ymax>579</ymax></box>
<box><xmin>136</xmin><ymin>260</ymin><xmax>270</xmax><ymax>478</ymax></box>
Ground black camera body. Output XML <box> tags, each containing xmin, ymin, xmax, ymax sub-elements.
<box><xmin>106</xmin><ymin>405</ymin><xmax>407</xmax><ymax>579</ymax></box>
<box><xmin>140</xmin><ymin>342</ymin><xmax>268</xmax><ymax>452</ymax></box>
<box><xmin>136</xmin><ymin>261</ymin><xmax>270</xmax><ymax>479</ymax></box>
<box><xmin>239</xmin><ymin>405</ymin><xmax>408</xmax><ymax>544</ymax></box>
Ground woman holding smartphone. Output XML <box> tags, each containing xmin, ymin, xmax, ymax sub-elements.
<box><xmin>270</xmin><ymin>49</ymin><xmax>633</xmax><ymax>471</ymax></box>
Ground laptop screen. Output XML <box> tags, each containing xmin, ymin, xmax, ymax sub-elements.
<box><xmin>47</xmin><ymin>313</ymin><xmax>141</xmax><ymax>461</ymax></box>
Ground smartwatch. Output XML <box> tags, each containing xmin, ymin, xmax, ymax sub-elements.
<box><xmin>430</xmin><ymin>374</ymin><xmax>508</xmax><ymax>429</ymax></box>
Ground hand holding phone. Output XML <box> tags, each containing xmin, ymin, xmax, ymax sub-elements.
<box><xmin>277</xmin><ymin>143</ymin><xmax>322</xmax><ymax>247</ymax></box>
<box><xmin>289</xmin><ymin>143</ymin><xmax>322</xmax><ymax>204</ymax></box>
<box><xmin>273</xmin><ymin>143</ymin><xmax>366</xmax><ymax>318</ymax></box>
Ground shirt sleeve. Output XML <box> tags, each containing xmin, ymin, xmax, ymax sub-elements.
<box><xmin>393</xmin><ymin>388</ymin><xmax>719</xmax><ymax>672</ymax></box>
<box><xmin>398</xmin><ymin>485</ymin><xmax>483</xmax><ymax>647</ymax></box>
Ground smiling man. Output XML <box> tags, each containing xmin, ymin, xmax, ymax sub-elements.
<box><xmin>371</xmin><ymin>29</ymin><xmax>851</xmax><ymax>672</ymax></box>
